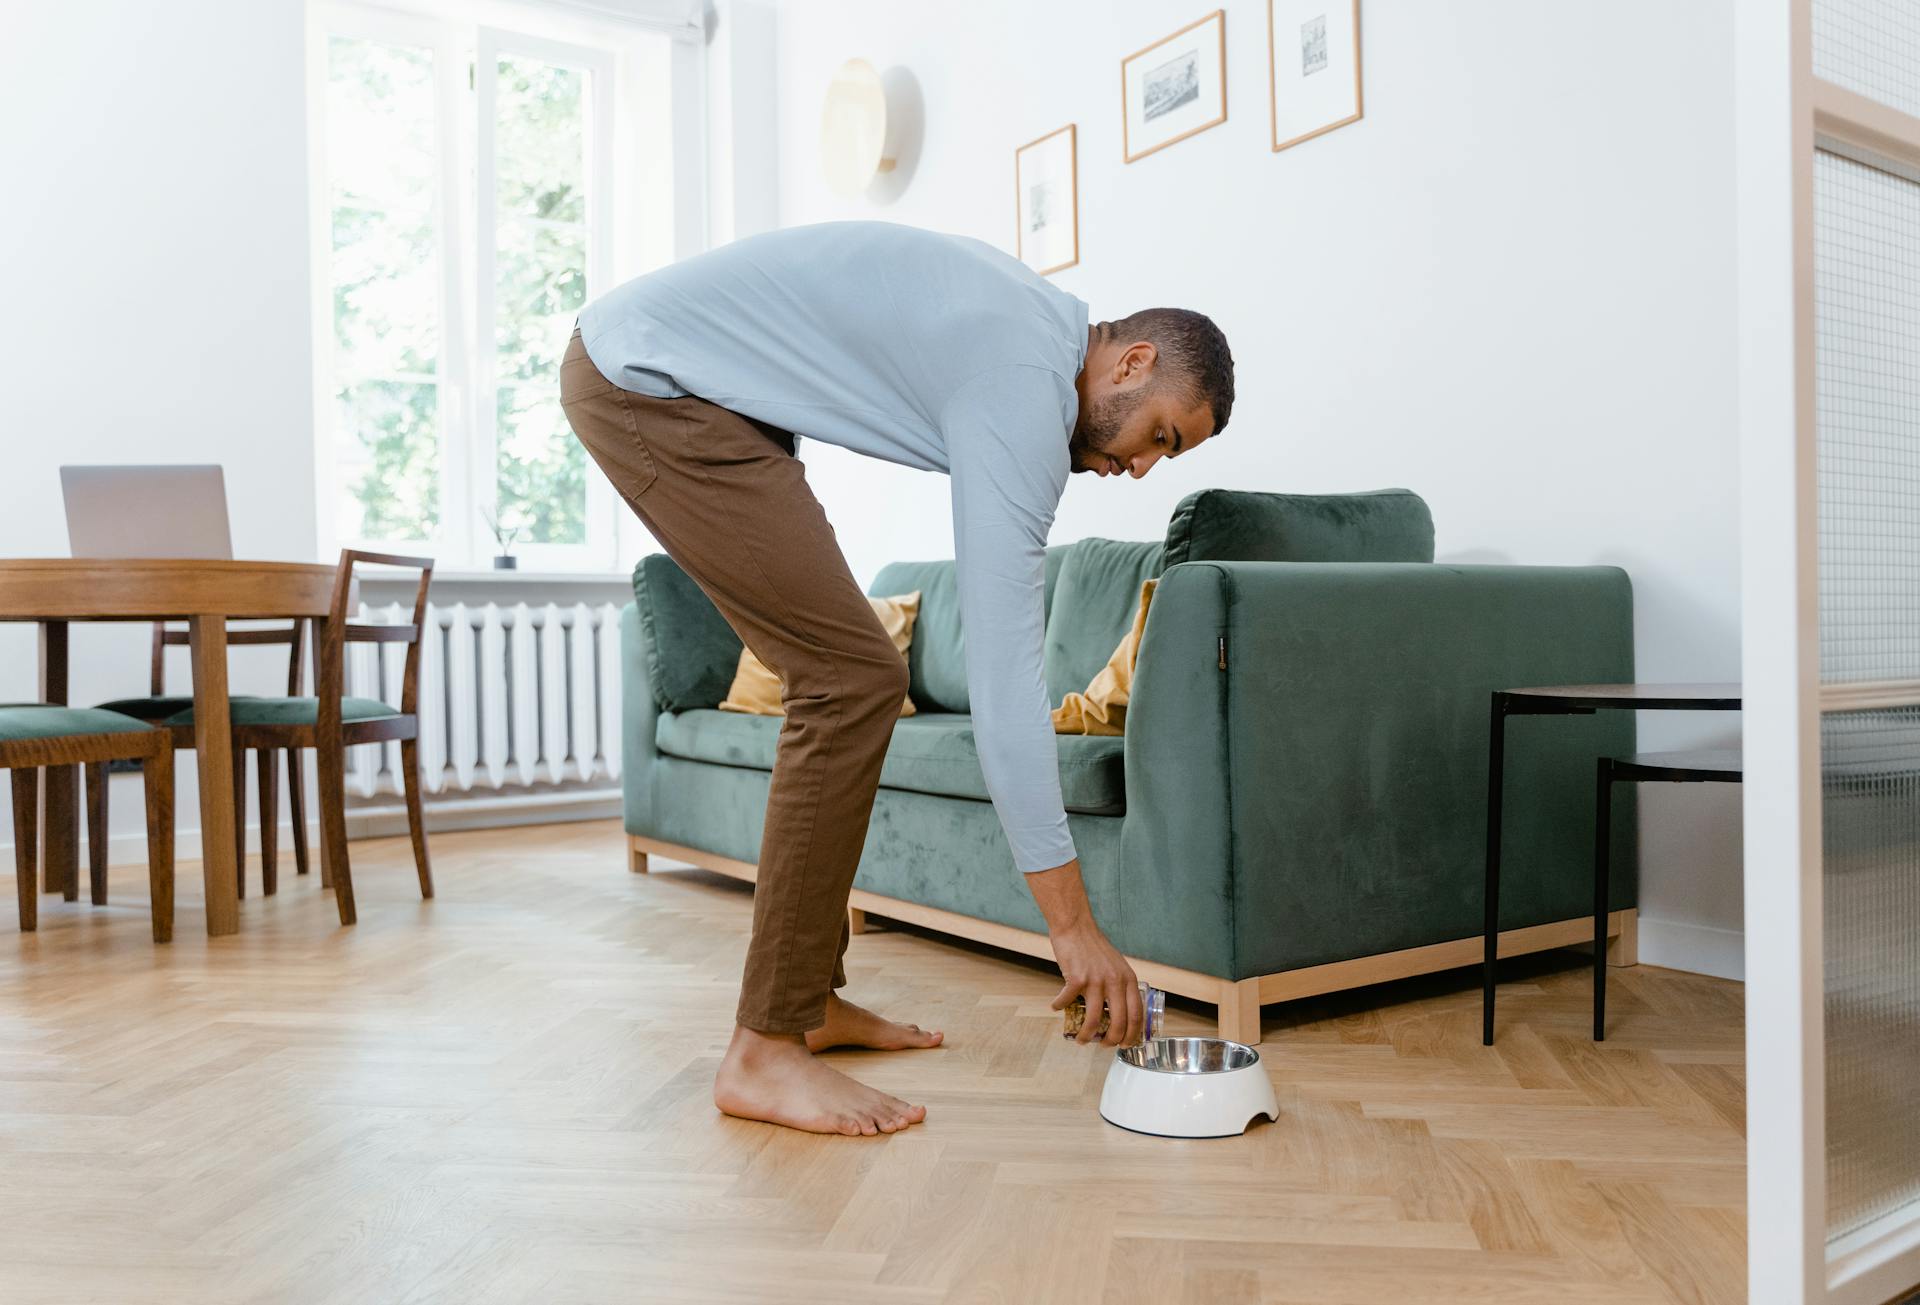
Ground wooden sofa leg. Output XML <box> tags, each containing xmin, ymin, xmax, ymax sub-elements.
<box><xmin>1217</xmin><ymin>978</ymin><xmax>1263</xmax><ymax>1046</ymax></box>
<box><xmin>848</xmin><ymin>907</ymin><xmax>868</xmax><ymax>936</ymax></box>
<box><xmin>1607</xmin><ymin>908</ymin><xmax>1639</xmax><ymax>967</ymax></box>
<box><xmin>628</xmin><ymin>838</ymin><xmax>649</xmax><ymax>874</ymax></box>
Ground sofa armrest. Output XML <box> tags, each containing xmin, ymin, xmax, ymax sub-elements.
<box><xmin>1113</xmin><ymin>563</ymin><xmax>1238</xmax><ymax>973</ymax></box>
<box><xmin>1120</xmin><ymin>561</ymin><xmax>1636</xmax><ymax>981</ymax></box>
<box><xmin>631</xmin><ymin>553</ymin><xmax>744</xmax><ymax>713</ymax></box>
<box><xmin>620</xmin><ymin>601</ymin><xmax>662</xmax><ymax>830</ymax></box>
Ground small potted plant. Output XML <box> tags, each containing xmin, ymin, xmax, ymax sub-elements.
<box><xmin>481</xmin><ymin>506</ymin><xmax>524</xmax><ymax>571</ymax></box>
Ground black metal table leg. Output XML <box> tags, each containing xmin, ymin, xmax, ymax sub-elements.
<box><xmin>1482</xmin><ymin>693</ymin><xmax>1508</xmax><ymax>1046</ymax></box>
<box><xmin>1594</xmin><ymin>757</ymin><xmax>1614</xmax><ymax>1041</ymax></box>
<box><xmin>1479</xmin><ymin>686</ymin><xmax>1739</xmax><ymax>1049</ymax></box>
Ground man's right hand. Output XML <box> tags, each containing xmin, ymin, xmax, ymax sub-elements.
<box><xmin>1049</xmin><ymin>919</ymin><xmax>1142</xmax><ymax>1047</ymax></box>
<box><xmin>1025</xmin><ymin>856</ymin><xmax>1142</xmax><ymax>1047</ymax></box>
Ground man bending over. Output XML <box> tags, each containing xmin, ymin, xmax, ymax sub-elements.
<box><xmin>562</xmin><ymin>220</ymin><xmax>1234</xmax><ymax>1136</ymax></box>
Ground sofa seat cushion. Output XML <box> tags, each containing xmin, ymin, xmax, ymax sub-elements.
<box><xmin>655</xmin><ymin>709</ymin><xmax>1127</xmax><ymax>815</ymax></box>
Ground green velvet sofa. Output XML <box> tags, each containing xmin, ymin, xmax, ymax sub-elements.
<box><xmin>619</xmin><ymin>489</ymin><xmax>1637</xmax><ymax>1042</ymax></box>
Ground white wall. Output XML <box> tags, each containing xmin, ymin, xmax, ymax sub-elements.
<box><xmin>0</xmin><ymin>0</ymin><xmax>318</xmax><ymax>853</ymax></box>
<box><xmin>755</xmin><ymin>0</ymin><xmax>1746</xmax><ymax>976</ymax></box>
<box><xmin>0</xmin><ymin>0</ymin><xmax>1746</xmax><ymax>975</ymax></box>
<box><xmin>0</xmin><ymin>0</ymin><xmax>700</xmax><ymax>866</ymax></box>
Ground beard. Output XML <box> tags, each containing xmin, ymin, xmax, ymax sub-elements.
<box><xmin>1068</xmin><ymin>386</ymin><xmax>1144</xmax><ymax>472</ymax></box>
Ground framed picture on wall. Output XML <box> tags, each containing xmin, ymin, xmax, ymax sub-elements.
<box><xmin>1121</xmin><ymin>10</ymin><xmax>1227</xmax><ymax>164</ymax></box>
<box><xmin>1269</xmin><ymin>0</ymin><xmax>1362</xmax><ymax>152</ymax></box>
<box><xmin>1016</xmin><ymin>124</ymin><xmax>1079</xmax><ymax>276</ymax></box>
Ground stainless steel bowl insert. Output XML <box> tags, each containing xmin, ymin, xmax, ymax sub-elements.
<box><xmin>1116</xmin><ymin>1037</ymin><xmax>1260</xmax><ymax>1074</ymax></box>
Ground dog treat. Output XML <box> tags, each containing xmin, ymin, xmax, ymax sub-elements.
<box><xmin>1063</xmin><ymin>982</ymin><xmax>1165</xmax><ymax>1044</ymax></box>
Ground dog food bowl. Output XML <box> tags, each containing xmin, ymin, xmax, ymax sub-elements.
<box><xmin>1098</xmin><ymin>1037</ymin><xmax>1279</xmax><ymax>1138</ymax></box>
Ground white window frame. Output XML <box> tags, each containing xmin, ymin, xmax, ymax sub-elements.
<box><xmin>306</xmin><ymin>0</ymin><xmax>693</xmax><ymax>575</ymax></box>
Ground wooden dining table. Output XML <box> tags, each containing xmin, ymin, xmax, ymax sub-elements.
<box><xmin>0</xmin><ymin>559</ymin><xmax>340</xmax><ymax>936</ymax></box>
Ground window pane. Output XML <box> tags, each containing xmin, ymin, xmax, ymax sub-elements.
<box><xmin>1815</xmin><ymin>149</ymin><xmax>1920</xmax><ymax>687</ymax></box>
<box><xmin>1813</xmin><ymin>0</ymin><xmax>1920</xmax><ymax>122</ymax></box>
<box><xmin>1815</xmin><ymin>146</ymin><xmax>1920</xmax><ymax>1241</ymax></box>
<box><xmin>491</xmin><ymin>54</ymin><xmax>590</xmax><ymax>548</ymax></box>
<box><xmin>336</xmin><ymin>381</ymin><xmax>441</xmax><ymax>543</ymax></box>
<box><xmin>496</xmin><ymin>386</ymin><xmax>586</xmax><ymax>545</ymax></box>
<box><xmin>332</xmin><ymin>205</ymin><xmax>438</xmax><ymax>377</ymax></box>
<box><xmin>327</xmin><ymin>36</ymin><xmax>442</xmax><ymax>543</ymax></box>
<box><xmin>1822</xmin><ymin>708</ymin><xmax>1920</xmax><ymax>1241</ymax></box>
<box><xmin>328</xmin><ymin>38</ymin><xmax>438</xmax><ymax>212</ymax></box>
<box><xmin>495</xmin><ymin>56</ymin><xmax>586</xmax><ymax>223</ymax></box>
<box><xmin>496</xmin><ymin>220</ymin><xmax>587</xmax><ymax>384</ymax></box>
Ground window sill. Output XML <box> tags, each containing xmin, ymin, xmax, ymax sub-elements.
<box><xmin>353</xmin><ymin>569</ymin><xmax>636</xmax><ymax>604</ymax></box>
<box><xmin>421</xmin><ymin>570</ymin><xmax>632</xmax><ymax>584</ymax></box>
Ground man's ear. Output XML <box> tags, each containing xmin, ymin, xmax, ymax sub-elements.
<box><xmin>1114</xmin><ymin>341</ymin><xmax>1157</xmax><ymax>383</ymax></box>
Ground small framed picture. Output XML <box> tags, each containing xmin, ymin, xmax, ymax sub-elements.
<box><xmin>1121</xmin><ymin>10</ymin><xmax>1227</xmax><ymax>164</ymax></box>
<box><xmin>1269</xmin><ymin>0</ymin><xmax>1362</xmax><ymax>152</ymax></box>
<box><xmin>1015</xmin><ymin>124</ymin><xmax>1079</xmax><ymax>276</ymax></box>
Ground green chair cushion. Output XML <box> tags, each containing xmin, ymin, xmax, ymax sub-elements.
<box><xmin>0</xmin><ymin>705</ymin><xmax>160</xmax><ymax>743</ymax></box>
<box><xmin>870</xmin><ymin>545</ymin><xmax>1071</xmax><ymax>714</ymax></box>
<box><xmin>163</xmin><ymin>696</ymin><xmax>399</xmax><ymax>727</ymax></box>
<box><xmin>1162</xmin><ymin>488</ymin><xmax>1436</xmax><ymax>566</ymax></box>
<box><xmin>654</xmin><ymin>708</ymin><xmax>1127</xmax><ymax>815</ymax></box>
<box><xmin>1042</xmin><ymin>537</ymin><xmax>1165</xmax><ymax>705</ymax></box>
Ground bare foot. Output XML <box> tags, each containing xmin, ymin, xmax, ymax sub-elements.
<box><xmin>714</xmin><ymin>1026</ymin><xmax>928</xmax><ymax>1136</ymax></box>
<box><xmin>805</xmin><ymin>993</ymin><xmax>945</xmax><ymax>1052</ymax></box>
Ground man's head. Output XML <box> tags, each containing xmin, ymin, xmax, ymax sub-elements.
<box><xmin>1070</xmin><ymin>307</ymin><xmax>1234</xmax><ymax>478</ymax></box>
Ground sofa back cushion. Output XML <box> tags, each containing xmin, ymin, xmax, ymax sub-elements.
<box><xmin>1163</xmin><ymin>488</ymin><xmax>1435</xmax><ymax>566</ymax></box>
<box><xmin>870</xmin><ymin>545</ymin><xmax>1072</xmax><ymax>713</ymax></box>
<box><xmin>632</xmin><ymin>553</ymin><xmax>743</xmax><ymax>712</ymax></box>
<box><xmin>1043</xmin><ymin>538</ymin><xmax>1165</xmax><ymax>705</ymax></box>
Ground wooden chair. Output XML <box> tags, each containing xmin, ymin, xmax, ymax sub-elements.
<box><xmin>232</xmin><ymin>550</ymin><xmax>434</xmax><ymax>926</ymax></box>
<box><xmin>93</xmin><ymin>622</ymin><xmax>309</xmax><ymax>898</ymax></box>
<box><xmin>3</xmin><ymin>706</ymin><xmax>173</xmax><ymax>940</ymax></box>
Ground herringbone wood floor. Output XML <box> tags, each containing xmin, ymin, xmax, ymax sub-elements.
<box><xmin>0</xmin><ymin>820</ymin><xmax>1746</xmax><ymax>1303</ymax></box>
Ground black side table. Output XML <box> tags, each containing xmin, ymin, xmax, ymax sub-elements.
<box><xmin>1590</xmin><ymin>750</ymin><xmax>1742</xmax><ymax>1040</ymax></box>
<box><xmin>1482</xmin><ymin>684</ymin><xmax>1741</xmax><ymax>1046</ymax></box>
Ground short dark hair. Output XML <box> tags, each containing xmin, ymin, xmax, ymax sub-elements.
<box><xmin>1106</xmin><ymin>307</ymin><xmax>1235</xmax><ymax>435</ymax></box>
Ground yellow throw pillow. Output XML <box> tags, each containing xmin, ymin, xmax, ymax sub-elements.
<box><xmin>1052</xmin><ymin>578</ymin><xmax>1157</xmax><ymax>737</ymax></box>
<box><xmin>719</xmin><ymin>591</ymin><xmax>922</xmax><ymax>718</ymax></box>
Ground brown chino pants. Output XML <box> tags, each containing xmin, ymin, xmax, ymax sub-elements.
<box><xmin>560</xmin><ymin>329</ymin><xmax>908</xmax><ymax>1035</ymax></box>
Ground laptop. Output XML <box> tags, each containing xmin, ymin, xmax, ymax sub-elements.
<box><xmin>60</xmin><ymin>465</ymin><xmax>234</xmax><ymax>559</ymax></box>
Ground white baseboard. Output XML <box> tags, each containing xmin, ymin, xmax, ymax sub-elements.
<box><xmin>1638</xmin><ymin>915</ymin><xmax>1745</xmax><ymax>981</ymax></box>
<box><xmin>343</xmin><ymin>789</ymin><xmax>621</xmax><ymax>839</ymax></box>
<box><xmin>5</xmin><ymin>789</ymin><xmax>621</xmax><ymax>868</ymax></box>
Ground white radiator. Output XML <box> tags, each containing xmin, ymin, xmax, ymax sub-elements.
<box><xmin>343</xmin><ymin>601</ymin><xmax>626</xmax><ymax>800</ymax></box>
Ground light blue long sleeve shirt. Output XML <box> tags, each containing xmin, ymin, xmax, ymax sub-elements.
<box><xmin>578</xmin><ymin>221</ymin><xmax>1088</xmax><ymax>874</ymax></box>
